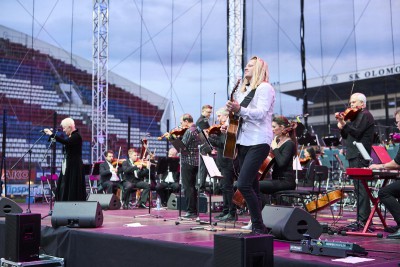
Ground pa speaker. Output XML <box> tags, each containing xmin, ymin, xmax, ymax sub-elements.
<box><xmin>51</xmin><ymin>201</ymin><xmax>103</xmax><ymax>228</ymax></box>
<box><xmin>5</xmin><ymin>213</ymin><xmax>41</xmax><ymax>262</ymax></box>
<box><xmin>262</xmin><ymin>205</ymin><xmax>322</xmax><ymax>241</ymax></box>
<box><xmin>214</xmin><ymin>233</ymin><xmax>273</xmax><ymax>267</ymax></box>
<box><xmin>0</xmin><ymin>197</ymin><xmax>23</xmax><ymax>217</ymax></box>
<box><xmin>87</xmin><ymin>193</ymin><xmax>121</xmax><ymax>210</ymax></box>
<box><xmin>167</xmin><ymin>193</ymin><xmax>207</xmax><ymax>213</ymax></box>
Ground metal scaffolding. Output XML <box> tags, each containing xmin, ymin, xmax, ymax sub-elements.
<box><xmin>92</xmin><ymin>0</ymin><xmax>109</xmax><ymax>163</ymax></box>
<box><xmin>227</xmin><ymin>0</ymin><xmax>244</xmax><ymax>96</ymax></box>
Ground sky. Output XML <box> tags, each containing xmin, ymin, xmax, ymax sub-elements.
<box><xmin>0</xmin><ymin>0</ymin><xmax>399</xmax><ymax>127</ymax></box>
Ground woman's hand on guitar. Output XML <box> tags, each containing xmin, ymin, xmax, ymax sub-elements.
<box><xmin>226</xmin><ymin>100</ymin><xmax>240</xmax><ymax>113</ymax></box>
<box><xmin>220</xmin><ymin>124</ymin><xmax>228</xmax><ymax>134</ymax></box>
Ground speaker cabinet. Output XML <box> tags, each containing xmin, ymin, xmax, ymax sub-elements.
<box><xmin>262</xmin><ymin>205</ymin><xmax>322</xmax><ymax>241</ymax></box>
<box><xmin>5</xmin><ymin>213</ymin><xmax>41</xmax><ymax>262</ymax></box>
<box><xmin>87</xmin><ymin>194</ymin><xmax>121</xmax><ymax>210</ymax></box>
<box><xmin>214</xmin><ymin>233</ymin><xmax>273</xmax><ymax>267</ymax></box>
<box><xmin>167</xmin><ymin>193</ymin><xmax>207</xmax><ymax>213</ymax></box>
<box><xmin>51</xmin><ymin>201</ymin><xmax>103</xmax><ymax>228</ymax></box>
<box><xmin>0</xmin><ymin>197</ymin><xmax>23</xmax><ymax>217</ymax></box>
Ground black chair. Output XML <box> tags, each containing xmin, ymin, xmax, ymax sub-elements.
<box><xmin>273</xmin><ymin>165</ymin><xmax>329</xmax><ymax>218</ymax></box>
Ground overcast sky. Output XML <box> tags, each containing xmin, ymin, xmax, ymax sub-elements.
<box><xmin>1</xmin><ymin>0</ymin><xmax>399</xmax><ymax>127</ymax></box>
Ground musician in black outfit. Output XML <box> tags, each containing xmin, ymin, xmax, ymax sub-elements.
<box><xmin>209</xmin><ymin>107</ymin><xmax>237</xmax><ymax>221</ymax></box>
<box><xmin>155</xmin><ymin>148</ymin><xmax>180</xmax><ymax>206</ymax></box>
<box><xmin>99</xmin><ymin>150</ymin><xmax>122</xmax><ymax>195</ymax></box>
<box><xmin>336</xmin><ymin>92</ymin><xmax>375</xmax><ymax>228</ymax></box>
<box><xmin>300</xmin><ymin>147</ymin><xmax>321</xmax><ymax>187</ymax></box>
<box><xmin>259</xmin><ymin>116</ymin><xmax>297</xmax><ymax>197</ymax></box>
<box><xmin>196</xmin><ymin>104</ymin><xmax>213</xmax><ymax>191</ymax></box>
<box><xmin>43</xmin><ymin>117</ymin><xmax>86</xmax><ymax>201</ymax></box>
<box><xmin>121</xmin><ymin>148</ymin><xmax>150</xmax><ymax>209</ymax></box>
<box><xmin>369</xmin><ymin>109</ymin><xmax>400</xmax><ymax>238</ymax></box>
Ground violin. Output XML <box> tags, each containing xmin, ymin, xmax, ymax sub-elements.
<box><xmin>299</xmin><ymin>156</ymin><xmax>311</xmax><ymax>165</ymax></box>
<box><xmin>112</xmin><ymin>159</ymin><xmax>126</xmax><ymax>167</ymax></box>
<box><xmin>206</xmin><ymin>124</ymin><xmax>222</xmax><ymax>135</ymax></box>
<box><xmin>335</xmin><ymin>107</ymin><xmax>361</xmax><ymax>122</ymax></box>
<box><xmin>157</xmin><ymin>127</ymin><xmax>188</xmax><ymax>140</ymax></box>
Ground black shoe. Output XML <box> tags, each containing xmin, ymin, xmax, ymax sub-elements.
<box><xmin>219</xmin><ymin>213</ymin><xmax>236</xmax><ymax>221</ymax></box>
<box><xmin>252</xmin><ymin>226</ymin><xmax>267</xmax><ymax>235</ymax></box>
<box><xmin>182</xmin><ymin>212</ymin><xmax>197</xmax><ymax>218</ymax></box>
<box><xmin>359</xmin><ymin>221</ymin><xmax>375</xmax><ymax>232</ymax></box>
<box><xmin>387</xmin><ymin>228</ymin><xmax>400</xmax><ymax>239</ymax></box>
<box><xmin>384</xmin><ymin>225</ymin><xmax>400</xmax><ymax>233</ymax></box>
<box><xmin>122</xmin><ymin>204</ymin><xmax>129</xmax><ymax>210</ymax></box>
<box><xmin>214</xmin><ymin>213</ymin><xmax>227</xmax><ymax>220</ymax></box>
<box><xmin>137</xmin><ymin>203</ymin><xmax>148</xmax><ymax>209</ymax></box>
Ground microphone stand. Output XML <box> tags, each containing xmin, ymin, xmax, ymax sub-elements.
<box><xmin>10</xmin><ymin>132</ymin><xmax>47</xmax><ymax>213</ymax></box>
<box><xmin>41</xmin><ymin>130</ymin><xmax>58</xmax><ymax>219</ymax></box>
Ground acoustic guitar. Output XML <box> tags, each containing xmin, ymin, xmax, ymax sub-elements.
<box><xmin>223</xmin><ymin>79</ymin><xmax>241</xmax><ymax>159</ymax></box>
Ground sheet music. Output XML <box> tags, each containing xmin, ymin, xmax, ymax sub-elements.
<box><xmin>353</xmin><ymin>141</ymin><xmax>372</xmax><ymax>161</ymax></box>
<box><xmin>201</xmin><ymin>154</ymin><xmax>222</xmax><ymax>178</ymax></box>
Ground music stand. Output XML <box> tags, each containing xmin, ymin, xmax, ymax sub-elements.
<box><xmin>190</xmin><ymin>154</ymin><xmax>222</xmax><ymax>232</ymax></box>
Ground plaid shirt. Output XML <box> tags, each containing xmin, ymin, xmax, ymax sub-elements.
<box><xmin>181</xmin><ymin>124</ymin><xmax>201</xmax><ymax>166</ymax></box>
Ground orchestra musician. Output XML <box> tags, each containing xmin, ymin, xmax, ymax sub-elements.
<box><xmin>155</xmin><ymin>148</ymin><xmax>180</xmax><ymax>207</ymax></box>
<box><xmin>196</xmin><ymin>104</ymin><xmax>213</xmax><ymax>192</ymax></box>
<box><xmin>369</xmin><ymin>109</ymin><xmax>400</xmax><ymax>239</ymax></box>
<box><xmin>99</xmin><ymin>150</ymin><xmax>123</xmax><ymax>195</ymax></box>
<box><xmin>259</xmin><ymin>116</ymin><xmax>297</xmax><ymax>199</ymax></box>
<box><xmin>180</xmin><ymin>114</ymin><xmax>203</xmax><ymax>218</ymax></box>
<box><xmin>224</xmin><ymin>56</ymin><xmax>275</xmax><ymax>235</ymax></box>
<box><xmin>208</xmin><ymin>107</ymin><xmax>237</xmax><ymax>221</ymax></box>
<box><xmin>121</xmin><ymin>148</ymin><xmax>151</xmax><ymax>209</ymax></box>
<box><xmin>300</xmin><ymin>146</ymin><xmax>321</xmax><ymax>187</ymax></box>
<box><xmin>336</xmin><ymin>92</ymin><xmax>375</xmax><ymax>229</ymax></box>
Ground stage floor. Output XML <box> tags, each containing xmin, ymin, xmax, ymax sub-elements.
<box><xmin>1</xmin><ymin>200</ymin><xmax>400</xmax><ymax>267</ymax></box>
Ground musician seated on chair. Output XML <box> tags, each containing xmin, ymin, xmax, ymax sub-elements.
<box><xmin>299</xmin><ymin>147</ymin><xmax>321</xmax><ymax>187</ymax></box>
<box><xmin>259</xmin><ymin>116</ymin><xmax>297</xmax><ymax>204</ymax></box>
<box><xmin>369</xmin><ymin>109</ymin><xmax>400</xmax><ymax>239</ymax></box>
<box><xmin>121</xmin><ymin>148</ymin><xmax>150</xmax><ymax>209</ymax></box>
<box><xmin>155</xmin><ymin>148</ymin><xmax>180</xmax><ymax>207</ymax></box>
<box><xmin>99</xmin><ymin>150</ymin><xmax>123</xmax><ymax>195</ymax></box>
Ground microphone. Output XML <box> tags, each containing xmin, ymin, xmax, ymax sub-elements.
<box><xmin>40</xmin><ymin>128</ymin><xmax>53</xmax><ymax>133</ymax></box>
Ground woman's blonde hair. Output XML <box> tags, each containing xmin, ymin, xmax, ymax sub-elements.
<box><xmin>240</xmin><ymin>56</ymin><xmax>269</xmax><ymax>92</ymax></box>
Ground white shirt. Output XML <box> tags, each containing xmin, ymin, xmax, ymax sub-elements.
<box><xmin>235</xmin><ymin>82</ymin><xmax>275</xmax><ymax>146</ymax></box>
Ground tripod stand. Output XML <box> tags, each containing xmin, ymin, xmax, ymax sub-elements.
<box><xmin>11</xmin><ymin>133</ymin><xmax>46</xmax><ymax>213</ymax></box>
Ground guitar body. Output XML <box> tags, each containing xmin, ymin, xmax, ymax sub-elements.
<box><xmin>223</xmin><ymin>79</ymin><xmax>241</xmax><ymax>159</ymax></box>
<box><xmin>223</xmin><ymin>117</ymin><xmax>240</xmax><ymax>159</ymax></box>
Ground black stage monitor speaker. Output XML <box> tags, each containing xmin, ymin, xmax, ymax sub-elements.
<box><xmin>51</xmin><ymin>201</ymin><xmax>103</xmax><ymax>228</ymax></box>
<box><xmin>167</xmin><ymin>193</ymin><xmax>207</xmax><ymax>213</ymax></box>
<box><xmin>0</xmin><ymin>197</ymin><xmax>23</xmax><ymax>217</ymax></box>
<box><xmin>87</xmin><ymin>193</ymin><xmax>121</xmax><ymax>210</ymax></box>
<box><xmin>5</xmin><ymin>213</ymin><xmax>41</xmax><ymax>262</ymax></box>
<box><xmin>214</xmin><ymin>233</ymin><xmax>273</xmax><ymax>267</ymax></box>
<box><xmin>262</xmin><ymin>205</ymin><xmax>322</xmax><ymax>241</ymax></box>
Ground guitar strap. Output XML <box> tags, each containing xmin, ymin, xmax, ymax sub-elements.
<box><xmin>237</xmin><ymin>89</ymin><xmax>257</xmax><ymax>136</ymax></box>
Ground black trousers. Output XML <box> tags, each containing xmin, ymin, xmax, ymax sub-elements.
<box><xmin>379</xmin><ymin>180</ymin><xmax>400</xmax><ymax>227</ymax></box>
<box><xmin>349</xmin><ymin>157</ymin><xmax>371</xmax><ymax>223</ymax></box>
<box><xmin>236</xmin><ymin>144</ymin><xmax>270</xmax><ymax>231</ymax></box>
<box><xmin>220</xmin><ymin>165</ymin><xmax>236</xmax><ymax>215</ymax></box>
<box><xmin>181</xmin><ymin>163</ymin><xmax>198</xmax><ymax>213</ymax></box>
